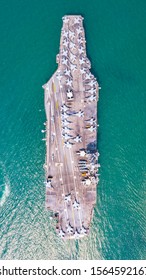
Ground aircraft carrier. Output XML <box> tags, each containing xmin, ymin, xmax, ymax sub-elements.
<box><xmin>42</xmin><ymin>15</ymin><xmax>100</xmax><ymax>239</ymax></box>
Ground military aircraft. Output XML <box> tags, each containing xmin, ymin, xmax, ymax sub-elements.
<box><xmin>66</xmin><ymin>78</ymin><xmax>73</xmax><ymax>87</ymax></box>
<box><xmin>86</xmin><ymin>95</ymin><xmax>96</xmax><ymax>102</ymax></box>
<box><xmin>64</xmin><ymin>68</ymin><xmax>71</xmax><ymax>76</ymax></box>
<box><xmin>78</xmin><ymin>37</ymin><xmax>84</xmax><ymax>44</ymax></box>
<box><xmin>62</xmin><ymin>126</ymin><xmax>72</xmax><ymax>133</ymax></box>
<box><xmin>88</xmin><ymin>80</ymin><xmax>97</xmax><ymax>87</ymax></box>
<box><xmin>64</xmin><ymin>193</ymin><xmax>71</xmax><ymax>203</ymax></box>
<box><xmin>85</xmin><ymin>117</ymin><xmax>96</xmax><ymax>125</ymax></box>
<box><xmin>61</xmin><ymin>111</ymin><xmax>69</xmax><ymax>119</ymax></box>
<box><xmin>82</xmin><ymin>178</ymin><xmax>91</xmax><ymax>186</ymax></box>
<box><xmin>70</xmin><ymin>53</ymin><xmax>76</xmax><ymax>62</ymax></box>
<box><xmin>85</xmin><ymin>73</ymin><xmax>92</xmax><ymax>79</ymax></box>
<box><xmin>62</xmin><ymin>133</ymin><xmax>73</xmax><ymax>140</ymax></box>
<box><xmin>86</xmin><ymin>125</ymin><xmax>96</xmax><ymax>132</ymax></box>
<box><xmin>58</xmin><ymin>228</ymin><xmax>65</xmax><ymax>238</ymax></box>
<box><xmin>76</xmin><ymin>150</ymin><xmax>86</xmax><ymax>157</ymax></box>
<box><xmin>74</xmin><ymin>17</ymin><xmax>81</xmax><ymax>24</ymax></box>
<box><xmin>45</xmin><ymin>178</ymin><xmax>53</xmax><ymax>188</ymax></box>
<box><xmin>56</xmin><ymin>73</ymin><xmax>62</xmax><ymax>81</ymax></box>
<box><xmin>66</xmin><ymin>89</ymin><xmax>74</xmax><ymax>100</ymax></box>
<box><xmin>62</xmin><ymin>119</ymin><xmax>72</xmax><ymax>126</ymax></box>
<box><xmin>75</xmin><ymin>110</ymin><xmax>84</xmax><ymax>117</ymax></box>
<box><xmin>69</xmin><ymin>30</ymin><xmax>75</xmax><ymax>39</ymax></box>
<box><xmin>64</xmin><ymin>141</ymin><xmax>74</xmax><ymax>148</ymax></box>
<box><xmin>66</xmin><ymin>224</ymin><xmax>74</xmax><ymax>234</ymax></box>
<box><xmin>62</xmin><ymin>30</ymin><xmax>68</xmax><ymax>37</ymax></box>
<box><xmin>80</xmin><ymin>226</ymin><xmax>88</xmax><ymax>235</ymax></box>
<box><xmin>61</xmin><ymin>104</ymin><xmax>71</xmax><ymax>112</ymax></box>
<box><xmin>86</xmin><ymin>88</ymin><xmax>97</xmax><ymax>95</ymax></box>
<box><xmin>73</xmin><ymin>229</ymin><xmax>80</xmax><ymax>238</ymax></box>
<box><xmin>73</xmin><ymin>135</ymin><xmax>82</xmax><ymax>143</ymax></box>
<box><xmin>73</xmin><ymin>200</ymin><xmax>80</xmax><ymax>209</ymax></box>
<box><xmin>70</xmin><ymin>64</ymin><xmax>77</xmax><ymax>72</ymax></box>
<box><xmin>62</xmin><ymin>49</ymin><xmax>68</xmax><ymax>56</ymax></box>
<box><xmin>79</xmin><ymin>46</ymin><xmax>84</xmax><ymax>54</ymax></box>
<box><xmin>77</xmin><ymin>27</ymin><xmax>83</xmax><ymax>34</ymax></box>
<box><xmin>79</xmin><ymin>57</ymin><xmax>85</xmax><ymax>64</ymax></box>
<box><xmin>62</xmin><ymin>57</ymin><xmax>68</xmax><ymax>65</ymax></box>
<box><xmin>70</xmin><ymin>42</ymin><xmax>76</xmax><ymax>50</ymax></box>
<box><xmin>80</xmin><ymin>68</ymin><xmax>86</xmax><ymax>74</ymax></box>
<box><xmin>63</xmin><ymin>40</ymin><xmax>68</xmax><ymax>48</ymax></box>
<box><xmin>62</xmin><ymin>17</ymin><xmax>69</xmax><ymax>24</ymax></box>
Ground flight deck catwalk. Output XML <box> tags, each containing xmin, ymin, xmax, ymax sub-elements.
<box><xmin>42</xmin><ymin>15</ymin><xmax>100</xmax><ymax>239</ymax></box>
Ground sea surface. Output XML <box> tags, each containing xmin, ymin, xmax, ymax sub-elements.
<box><xmin>0</xmin><ymin>0</ymin><xmax>146</xmax><ymax>260</ymax></box>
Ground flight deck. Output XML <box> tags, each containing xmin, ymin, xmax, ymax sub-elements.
<box><xmin>42</xmin><ymin>15</ymin><xmax>100</xmax><ymax>239</ymax></box>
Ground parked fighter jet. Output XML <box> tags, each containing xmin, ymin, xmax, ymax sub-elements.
<box><xmin>87</xmin><ymin>88</ymin><xmax>97</xmax><ymax>95</ymax></box>
<box><xmin>74</xmin><ymin>17</ymin><xmax>81</xmax><ymax>24</ymax></box>
<box><xmin>64</xmin><ymin>141</ymin><xmax>74</xmax><ymax>148</ymax></box>
<box><xmin>70</xmin><ymin>42</ymin><xmax>76</xmax><ymax>50</ymax></box>
<box><xmin>62</xmin><ymin>17</ymin><xmax>69</xmax><ymax>24</ymax></box>
<box><xmin>62</xmin><ymin>30</ymin><xmax>68</xmax><ymax>37</ymax></box>
<box><xmin>62</xmin><ymin>119</ymin><xmax>72</xmax><ymax>126</ymax></box>
<box><xmin>61</xmin><ymin>111</ymin><xmax>69</xmax><ymax>119</ymax></box>
<box><xmin>86</xmin><ymin>95</ymin><xmax>96</xmax><ymax>102</ymax></box>
<box><xmin>77</xmin><ymin>27</ymin><xmax>83</xmax><ymax>34</ymax></box>
<box><xmin>85</xmin><ymin>117</ymin><xmax>96</xmax><ymax>125</ymax></box>
<box><xmin>63</xmin><ymin>40</ymin><xmax>68</xmax><ymax>48</ymax></box>
<box><xmin>80</xmin><ymin>226</ymin><xmax>88</xmax><ymax>235</ymax></box>
<box><xmin>45</xmin><ymin>181</ymin><xmax>53</xmax><ymax>188</ymax></box>
<box><xmin>70</xmin><ymin>53</ymin><xmax>76</xmax><ymax>62</ymax></box>
<box><xmin>88</xmin><ymin>80</ymin><xmax>97</xmax><ymax>87</ymax></box>
<box><xmin>85</xmin><ymin>73</ymin><xmax>92</xmax><ymax>79</ymax></box>
<box><xmin>62</xmin><ymin>49</ymin><xmax>68</xmax><ymax>56</ymax></box>
<box><xmin>82</xmin><ymin>178</ymin><xmax>91</xmax><ymax>186</ymax></box>
<box><xmin>73</xmin><ymin>229</ymin><xmax>80</xmax><ymax>238</ymax></box>
<box><xmin>75</xmin><ymin>110</ymin><xmax>84</xmax><ymax>117</ymax></box>
<box><xmin>76</xmin><ymin>149</ymin><xmax>86</xmax><ymax>157</ymax></box>
<box><xmin>79</xmin><ymin>46</ymin><xmax>84</xmax><ymax>54</ymax></box>
<box><xmin>66</xmin><ymin>78</ymin><xmax>73</xmax><ymax>87</ymax></box>
<box><xmin>78</xmin><ymin>38</ymin><xmax>84</xmax><ymax>44</ymax></box>
<box><xmin>86</xmin><ymin>125</ymin><xmax>96</xmax><ymax>132</ymax></box>
<box><xmin>69</xmin><ymin>30</ymin><xmax>75</xmax><ymax>39</ymax></box>
<box><xmin>64</xmin><ymin>193</ymin><xmax>71</xmax><ymax>203</ymax></box>
<box><xmin>62</xmin><ymin>57</ymin><xmax>68</xmax><ymax>65</ymax></box>
<box><xmin>66</xmin><ymin>89</ymin><xmax>74</xmax><ymax>100</ymax></box>
<box><xmin>61</xmin><ymin>104</ymin><xmax>71</xmax><ymax>112</ymax></box>
<box><xmin>70</xmin><ymin>64</ymin><xmax>77</xmax><ymax>72</ymax></box>
<box><xmin>58</xmin><ymin>229</ymin><xmax>65</xmax><ymax>238</ymax></box>
<box><xmin>73</xmin><ymin>135</ymin><xmax>82</xmax><ymax>143</ymax></box>
<box><xmin>79</xmin><ymin>57</ymin><xmax>85</xmax><ymax>64</ymax></box>
<box><xmin>62</xmin><ymin>126</ymin><xmax>72</xmax><ymax>133</ymax></box>
<box><xmin>62</xmin><ymin>133</ymin><xmax>73</xmax><ymax>140</ymax></box>
<box><xmin>56</xmin><ymin>73</ymin><xmax>62</xmax><ymax>81</ymax></box>
<box><xmin>64</xmin><ymin>68</ymin><xmax>71</xmax><ymax>76</ymax></box>
<box><xmin>73</xmin><ymin>200</ymin><xmax>80</xmax><ymax>209</ymax></box>
<box><xmin>66</xmin><ymin>223</ymin><xmax>74</xmax><ymax>234</ymax></box>
<box><xmin>80</xmin><ymin>68</ymin><xmax>86</xmax><ymax>74</ymax></box>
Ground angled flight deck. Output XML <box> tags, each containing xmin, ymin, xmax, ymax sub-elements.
<box><xmin>42</xmin><ymin>15</ymin><xmax>100</xmax><ymax>239</ymax></box>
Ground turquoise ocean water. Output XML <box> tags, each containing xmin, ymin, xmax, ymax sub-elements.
<box><xmin>0</xmin><ymin>0</ymin><xmax>146</xmax><ymax>259</ymax></box>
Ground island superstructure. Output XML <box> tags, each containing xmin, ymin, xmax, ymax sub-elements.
<box><xmin>42</xmin><ymin>15</ymin><xmax>100</xmax><ymax>239</ymax></box>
